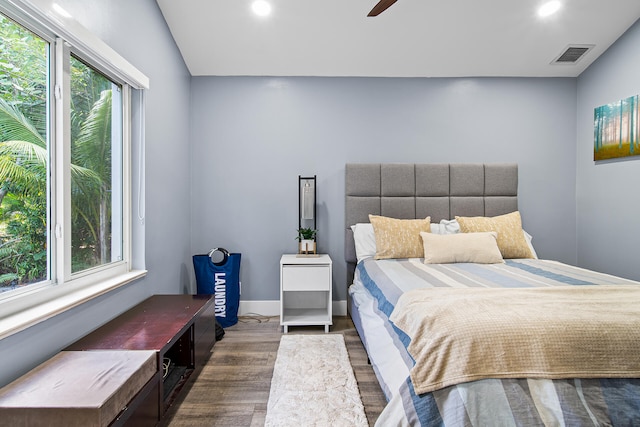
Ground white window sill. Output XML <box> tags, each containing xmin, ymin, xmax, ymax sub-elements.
<box><xmin>0</xmin><ymin>270</ymin><xmax>147</xmax><ymax>340</ymax></box>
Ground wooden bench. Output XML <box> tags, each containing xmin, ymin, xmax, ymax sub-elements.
<box><xmin>0</xmin><ymin>294</ymin><xmax>216</xmax><ymax>426</ymax></box>
<box><xmin>0</xmin><ymin>350</ymin><xmax>159</xmax><ymax>426</ymax></box>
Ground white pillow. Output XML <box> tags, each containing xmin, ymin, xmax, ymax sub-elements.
<box><xmin>429</xmin><ymin>223</ymin><xmax>443</xmax><ymax>234</ymax></box>
<box><xmin>351</xmin><ymin>223</ymin><xmax>376</xmax><ymax>263</ymax></box>
<box><xmin>523</xmin><ymin>230</ymin><xmax>538</xmax><ymax>259</ymax></box>
<box><xmin>440</xmin><ymin>219</ymin><xmax>461</xmax><ymax>234</ymax></box>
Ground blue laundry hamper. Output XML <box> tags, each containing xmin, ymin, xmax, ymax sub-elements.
<box><xmin>193</xmin><ymin>248</ymin><xmax>241</xmax><ymax>328</ymax></box>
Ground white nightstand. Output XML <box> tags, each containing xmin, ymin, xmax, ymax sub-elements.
<box><xmin>280</xmin><ymin>254</ymin><xmax>332</xmax><ymax>333</ymax></box>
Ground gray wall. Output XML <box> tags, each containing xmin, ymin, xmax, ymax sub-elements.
<box><xmin>576</xmin><ymin>19</ymin><xmax>640</xmax><ymax>280</ymax></box>
<box><xmin>190</xmin><ymin>76</ymin><xmax>578</xmax><ymax>302</ymax></box>
<box><xmin>2</xmin><ymin>0</ymin><xmax>634</xmax><ymax>389</ymax></box>
<box><xmin>0</xmin><ymin>0</ymin><xmax>192</xmax><ymax>386</ymax></box>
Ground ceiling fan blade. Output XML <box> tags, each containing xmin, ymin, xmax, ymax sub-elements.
<box><xmin>368</xmin><ymin>0</ymin><xmax>398</xmax><ymax>16</ymax></box>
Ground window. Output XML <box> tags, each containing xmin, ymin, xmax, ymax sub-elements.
<box><xmin>0</xmin><ymin>13</ymin><xmax>49</xmax><ymax>290</ymax></box>
<box><xmin>69</xmin><ymin>56</ymin><xmax>123</xmax><ymax>273</ymax></box>
<box><xmin>0</xmin><ymin>2</ymin><xmax>147</xmax><ymax>334</ymax></box>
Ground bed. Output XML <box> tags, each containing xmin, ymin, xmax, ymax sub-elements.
<box><xmin>345</xmin><ymin>163</ymin><xmax>640</xmax><ymax>426</ymax></box>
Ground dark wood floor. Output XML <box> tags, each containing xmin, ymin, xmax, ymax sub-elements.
<box><xmin>160</xmin><ymin>316</ymin><xmax>387</xmax><ymax>427</ymax></box>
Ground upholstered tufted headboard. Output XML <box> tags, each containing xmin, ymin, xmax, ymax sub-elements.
<box><xmin>344</xmin><ymin>163</ymin><xmax>519</xmax><ymax>284</ymax></box>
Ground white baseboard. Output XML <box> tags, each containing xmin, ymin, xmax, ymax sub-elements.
<box><xmin>238</xmin><ymin>300</ymin><xmax>347</xmax><ymax>317</ymax></box>
<box><xmin>237</xmin><ymin>300</ymin><xmax>279</xmax><ymax>316</ymax></box>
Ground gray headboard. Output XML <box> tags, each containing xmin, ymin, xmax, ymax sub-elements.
<box><xmin>344</xmin><ymin>163</ymin><xmax>519</xmax><ymax>281</ymax></box>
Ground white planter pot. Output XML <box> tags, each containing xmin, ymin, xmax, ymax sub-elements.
<box><xmin>299</xmin><ymin>240</ymin><xmax>316</xmax><ymax>254</ymax></box>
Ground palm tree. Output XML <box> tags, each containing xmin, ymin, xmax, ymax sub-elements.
<box><xmin>71</xmin><ymin>89</ymin><xmax>114</xmax><ymax>267</ymax></box>
<box><xmin>0</xmin><ymin>98</ymin><xmax>48</xmax><ymax>284</ymax></box>
<box><xmin>0</xmin><ymin>93</ymin><xmax>107</xmax><ymax>282</ymax></box>
<box><xmin>0</xmin><ymin>14</ymin><xmax>115</xmax><ymax>284</ymax></box>
<box><xmin>0</xmin><ymin>97</ymin><xmax>47</xmax><ymax>206</ymax></box>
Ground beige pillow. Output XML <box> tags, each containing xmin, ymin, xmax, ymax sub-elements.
<box><xmin>369</xmin><ymin>215</ymin><xmax>431</xmax><ymax>259</ymax></box>
<box><xmin>455</xmin><ymin>211</ymin><xmax>533</xmax><ymax>259</ymax></box>
<box><xmin>420</xmin><ymin>232</ymin><xmax>504</xmax><ymax>264</ymax></box>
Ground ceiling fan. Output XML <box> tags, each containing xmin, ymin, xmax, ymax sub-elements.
<box><xmin>368</xmin><ymin>0</ymin><xmax>398</xmax><ymax>16</ymax></box>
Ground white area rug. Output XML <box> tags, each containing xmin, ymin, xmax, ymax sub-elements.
<box><xmin>265</xmin><ymin>334</ymin><xmax>368</xmax><ymax>427</ymax></box>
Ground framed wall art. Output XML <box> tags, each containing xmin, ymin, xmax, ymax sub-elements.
<box><xmin>594</xmin><ymin>94</ymin><xmax>640</xmax><ymax>161</ymax></box>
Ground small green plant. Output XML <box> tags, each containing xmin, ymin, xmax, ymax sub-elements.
<box><xmin>295</xmin><ymin>227</ymin><xmax>317</xmax><ymax>241</ymax></box>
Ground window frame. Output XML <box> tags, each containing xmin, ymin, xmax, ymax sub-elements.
<box><xmin>0</xmin><ymin>1</ymin><xmax>147</xmax><ymax>339</ymax></box>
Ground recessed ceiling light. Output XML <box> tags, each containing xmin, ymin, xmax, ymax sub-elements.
<box><xmin>252</xmin><ymin>0</ymin><xmax>272</xmax><ymax>17</ymax></box>
<box><xmin>538</xmin><ymin>1</ymin><xmax>561</xmax><ymax>17</ymax></box>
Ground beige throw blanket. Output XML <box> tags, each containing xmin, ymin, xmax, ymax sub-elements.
<box><xmin>390</xmin><ymin>285</ymin><xmax>640</xmax><ymax>395</ymax></box>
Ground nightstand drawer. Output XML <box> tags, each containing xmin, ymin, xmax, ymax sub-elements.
<box><xmin>282</xmin><ymin>265</ymin><xmax>330</xmax><ymax>291</ymax></box>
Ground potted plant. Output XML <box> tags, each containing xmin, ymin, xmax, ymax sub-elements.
<box><xmin>296</xmin><ymin>227</ymin><xmax>317</xmax><ymax>254</ymax></box>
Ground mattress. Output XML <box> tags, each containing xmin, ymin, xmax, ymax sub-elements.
<box><xmin>350</xmin><ymin>257</ymin><xmax>640</xmax><ymax>426</ymax></box>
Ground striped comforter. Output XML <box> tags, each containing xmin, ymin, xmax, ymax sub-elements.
<box><xmin>351</xmin><ymin>258</ymin><xmax>640</xmax><ymax>427</ymax></box>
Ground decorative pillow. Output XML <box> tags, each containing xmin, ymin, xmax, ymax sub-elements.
<box><xmin>420</xmin><ymin>232</ymin><xmax>504</xmax><ymax>264</ymax></box>
<box><xmin>350</xmin><ymin>223</ymin><xmax>377</xmax><ymax>263</ymax></box>
<box><xmin>455</xmin><ymin>211</ymin><xmax>533</xmax><ymax>259</ymax></box>
<box><xmin>435</xmin><ymin>218</ymin><xmax>537</xmax><ymax>257</ymax></box>
<box><xmin>439</xmin><ymin>219</ymin><xmax>461</xmax><ymax>234</ymax></box>
<box><xmin>429</xmin><ymin>223</ymin><xmax>444</xmax><ymax>235</ymax></box>
<box><xmin>430</xmin><ymin>220</ymin><xmax>460</xmax><ymax>235</ymax></box>
<box><xmin>369</xmin><ymin>215</ymin><xmax>431</xmax><ymax>259</ymax></box>
<box><xmin>523</xmin><ymin>230</ymin><xmax>538</xmax><ymax>259</ymax></box>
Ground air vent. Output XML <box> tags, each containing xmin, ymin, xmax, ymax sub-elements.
<box><xmin>552</xmin><ymin>44</ymin><xmax>594</xmax><ymax>64</ymax></box>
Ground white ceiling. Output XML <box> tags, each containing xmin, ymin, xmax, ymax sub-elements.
<box><xmin>156</xmin><ymin>0</ymin><xmax>640</xmax><ymax>78</ymax></box>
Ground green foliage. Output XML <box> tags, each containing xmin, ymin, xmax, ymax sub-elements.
<box><xmin>0</xmin><ymin>14</ymin><xmax>47</xmax><ymax>135</ymax></box>
<box><xmin>0</xmin><ymin>14</ymin><xmax>118</xmax><ymax>287</ymax></box>
<box><xmin>296</xmin><ymin>227</ymin><xmax>317</xmax><ymax>241</ymax></box>
<box><xmin>70</xmin><ymin>59</ymin><xmax>115</xmax><ymax>271</ymax></box>
<box><xmin>4</xmin><ymin>194</ymin><xmax>47</xmax><ymax>283</ymax></box>
<box><xmin>0</xmin><ymin>190</ymin><xmax>46</xmax><ymax>285</ymax></box>
<box><xmin>0</xmin><ymin>14</ymin><xmax>48</xmax><ymax>286</ymax></box>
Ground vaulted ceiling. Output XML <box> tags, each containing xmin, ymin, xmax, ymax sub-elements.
<box><xmin>156</xmin><ymin>0</ymin><xmax>640</xmax><ymax>78</ymax></box>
